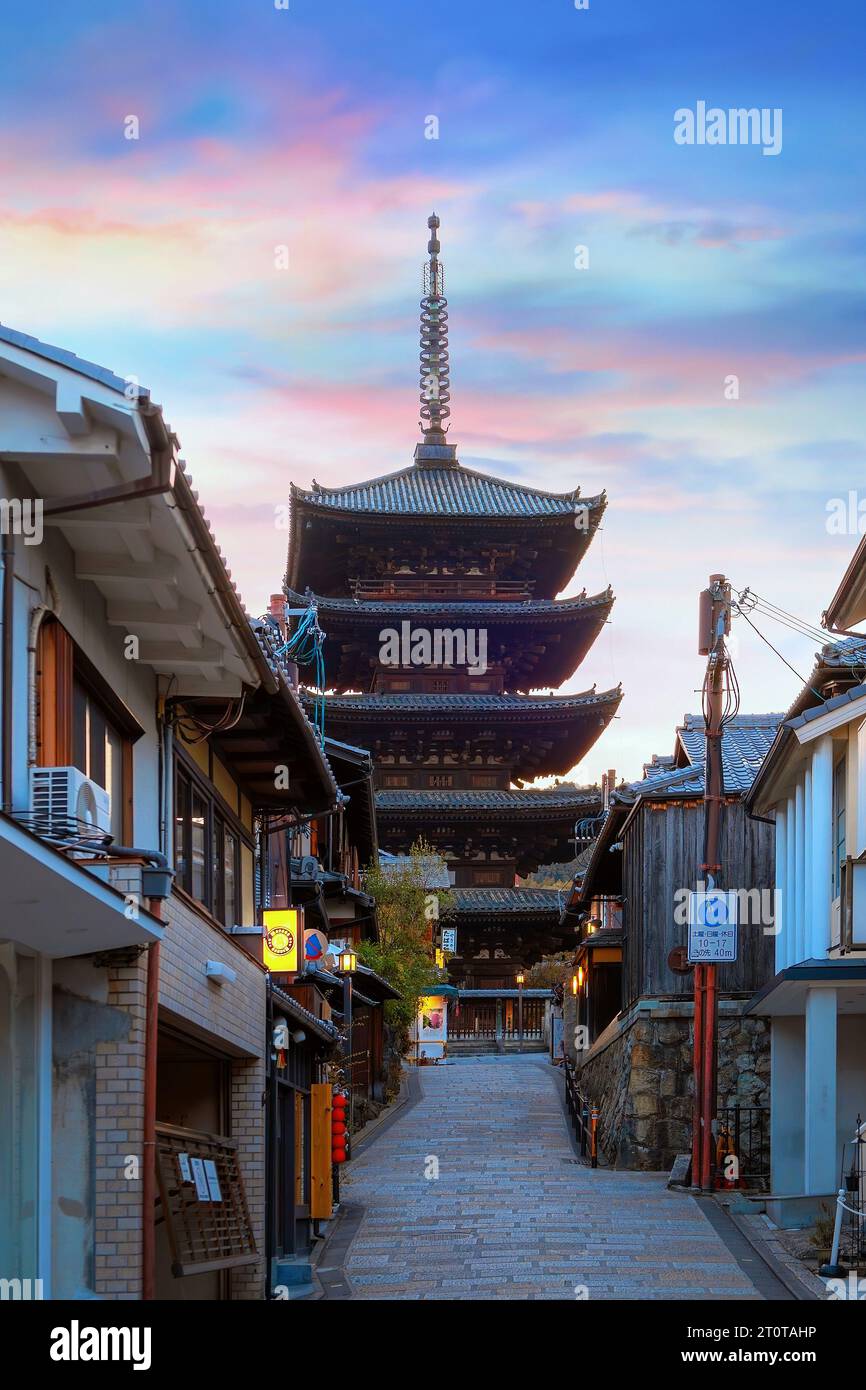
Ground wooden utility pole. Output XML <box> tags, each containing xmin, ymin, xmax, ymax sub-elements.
<box><xmin>692</xmin><ymin>574</ymin><xmax>732</xmax><ymax>1191</ymax></box>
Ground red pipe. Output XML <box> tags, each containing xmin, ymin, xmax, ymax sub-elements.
<box><xmin>691</xmin><ymin>964</ymin><xmax>704</xmax><ymax>1186</ymax></box>
<box><xmin>700</xmin><ymin>964</ymin><xmax>716</xmax><ymax>1190</ymax></box>
<box><xmin>142</xmin><ymin>923</ymin><xmax>161</xmax><ymax>1300</ymax></box>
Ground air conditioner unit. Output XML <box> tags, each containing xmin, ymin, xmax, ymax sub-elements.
<box><xmin>30</xmin><ymin>766</ymin><xmax>112</xmax><ymax>838</ymax></box>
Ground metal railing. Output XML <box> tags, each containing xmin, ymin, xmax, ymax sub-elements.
<box><xmin>563</xmin><ymin>1056</ymin><xmax>598</xmax><ymax>1167</ymax></box>
<box><xmin>715</xmin><ymin>1104</ymin><xmax>770</xmax><ymax>1191</ymax></box>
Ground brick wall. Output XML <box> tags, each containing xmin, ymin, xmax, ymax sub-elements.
<box><xmin>92</xmin><ymin>954</ymin><xmax>148</xmax><ymax>1298</ymax></box>
<box><xmin>160</xmin><ymin>892</ymin><xmax>267</xmax><ymax>1300</ymax></box>
<box><xmin>91</xmin><ymin>863</ymin><xmax>148</xmax><ymax>1299</ymax></box>
<box><xmin>89</xmin><ymin>885</ymin><xmax>267</xmax><ymax>1300</ymax></box>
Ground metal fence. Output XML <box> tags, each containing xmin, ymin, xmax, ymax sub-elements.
<box><xmin>563</xmin><ymin>1056</ymin><xmax>598</xmax><ymax>1167</ymax></box>
<box><xmin>716</xmin><ymin>1104</ymin><xmax>770</xmax><ymax>1191</ymax></box>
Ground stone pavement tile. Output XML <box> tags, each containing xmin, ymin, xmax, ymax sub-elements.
<box><xmin>340</xmin><ymin>1057</ymin><xmax>765</xmax><ymax>1301</ymax></box>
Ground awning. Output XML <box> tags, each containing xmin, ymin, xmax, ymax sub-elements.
<box><xmin>0</xmin><ymin>811</ymin><xmax>163</xmax><ymax>957</ymax></box>
<box><xmin>421</xmin><ymin>983</ymin><xmax>459</xmax><ymax>1000</ymax></box>
<box><xmin>744</xmin><ymin>958</ymin><xmax>866</xmax><ymax>1017</ymax></box>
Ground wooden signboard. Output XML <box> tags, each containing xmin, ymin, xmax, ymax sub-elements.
<box><xmin>310</xmin><ymin>1083</ymin><xmax>333</xmax><ymax>1220</ymax></box>
<box><xmin>154</xmin><ymin>1122</ymin><xmax>257</xmax><ymax>1278</ymax></box>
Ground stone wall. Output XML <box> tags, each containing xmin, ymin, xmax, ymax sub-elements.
<box><xmin>575</xmin><ymin>998</ymin><xmax>770</xmax><ymax>1173</ymax></box>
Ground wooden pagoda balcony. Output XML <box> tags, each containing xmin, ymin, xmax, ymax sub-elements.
<box><xmin>350</xmin><ymin>576</ymin><xmax>535</xmax><ymax>601</ymax></box>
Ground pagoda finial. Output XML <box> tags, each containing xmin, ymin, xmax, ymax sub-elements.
<box><xmin>419</xmin><ymin>211</ymin><xmax>451</xmax><ymax>445</ymax></box>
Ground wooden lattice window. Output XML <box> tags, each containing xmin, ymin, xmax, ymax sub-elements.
<box><xmin>154</xmin><ymin>1122</ymin><xmax>257</xmax><ymax>1277</ymax></box>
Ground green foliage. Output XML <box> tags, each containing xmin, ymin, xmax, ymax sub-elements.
<box><xmin>359</xmin><ymin>841</ymin><xmax>452</xmax><ymax>1044</ymax></box>
<box><xmin>525</xmin><ymin>952</ymin><xmax>574</xmax><ymax>988</ymax></box>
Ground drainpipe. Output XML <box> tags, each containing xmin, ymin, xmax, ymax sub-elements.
<box><xmin>142</xmin><ymin>925</ymin><xmax>161</xmax><ymax>1301</ymax></box>
<box><xmin>143</xmin><ymin>718</ymin><xmax>173</xmax><ymax>1300</ymax></box>
<box><xmin>1</xmin><ymin>530</ymin><xmax>13</xmax><ymax>812</ymax></box>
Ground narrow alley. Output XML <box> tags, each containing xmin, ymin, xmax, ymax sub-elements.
<box><xmin>335</xmin><ymin>1057</ymin><xmax>773</xmax><ymax>1300</ymax></box>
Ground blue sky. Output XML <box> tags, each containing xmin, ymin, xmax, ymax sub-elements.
<box><xmin>1</xmin><ymin>0</ymin><xmax>864</xmax><ymax>780</ymax></box>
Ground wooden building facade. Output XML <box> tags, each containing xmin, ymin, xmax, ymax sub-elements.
<box><xmin>565</xmin><ymin>713</ymin><xmax>781</xmax><ymax>1170</ymax></box>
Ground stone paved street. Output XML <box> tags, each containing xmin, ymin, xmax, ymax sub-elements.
<box><xmin>340</xmin><ymin>1056</ymin><xmax>764</xmax><ymax>1300</ymax></box>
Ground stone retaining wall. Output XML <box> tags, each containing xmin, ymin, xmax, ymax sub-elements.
<box><xmin>574</xmin><ymin>998</ymin><xmax>770</xmax><ymax>1172</ymax></box>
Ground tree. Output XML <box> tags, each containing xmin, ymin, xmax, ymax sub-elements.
<box><xmin>359</xmin><ymin>841</ymin><xmax>452</xmax><ymax>1050</ymax></box>
<box><xmin>524</xmin><ymin>951</ymin><xmax>574</xmax><ymax>989</ymax></box>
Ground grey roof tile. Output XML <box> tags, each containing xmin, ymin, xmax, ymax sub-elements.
<box><xmin>621</xmin><ymin>713</ymin><xmax>784</xmax><ymax>800</ymax></box>
<box><xmin>376</xmin><ymin>784</ymin><xmax>600</xmax><ymax>814</ymax></box>
<box><xmin>285</xmin><ymin>586</ymin><xmax>613</xmax><ymax>619</ymax></box>
<box><xmin>451</xmin><ymin>886</ymin><xmax>566</xmax><ymax>914</ymax></box>
<box><xmin>316</xmin><ymin>687</ymin><xmax>621</xmax><ymax>715</ymax></box>
<box><xmin>0</xmin><ymin>322</ymin><xmax>141</xmax><ymax>396</ymax></box>
<box><xmin>293</xmin><ymin>463</ymin><xmax>604</xmax><ymax>520</ymax></box>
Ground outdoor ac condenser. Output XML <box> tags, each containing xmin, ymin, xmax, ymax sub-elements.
<box><xmin>29</xmin><ymin>766</ymin><xmax>112</xmax><ymax>837</ymax></box>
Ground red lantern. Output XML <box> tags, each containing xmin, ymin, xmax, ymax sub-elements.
<box><xmin>333</xmin><ymin>1093</ymin><xmax>347</xmax><ymax>1110</ymax></box>
<box><xmin>332</xmin><ymin>1119</ymin><xmax>346</xmax><ymax>1136</ymax></box>
<box><xmin>332</xmin><ymin>1148</ymin><xmax>347</xmax><ymax>1164</ymax></box>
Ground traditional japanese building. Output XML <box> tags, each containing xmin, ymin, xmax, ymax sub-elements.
<box><xmin>283</xmin><ymin>215</ymin><xmax>621</xmax><ymax>985</ymax></box>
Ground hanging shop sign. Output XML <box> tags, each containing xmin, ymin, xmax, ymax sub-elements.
<box><xmin>687</xmin><ymin>890</ymin><xmax>738</xmax><ymax>963</ymax></box>
<box><xmin>263</xmin><ymin>908</ymin><xmax>301</xmax><ymax>974</ymax></box>
<box><xmin>304</xmin><ymin>926</ymin><xmax>329</xmax><ymax>964</ymax></box>
<box><xmin>441</xmin><ymin>927</ymin><xmax>457</xmax><ymax>953</ymax></box>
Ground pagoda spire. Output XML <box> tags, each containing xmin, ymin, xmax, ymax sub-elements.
<box><xmin>418</xmin><ymin>212</ymin><xmax>452</xmax><ymax>451</ymax></box>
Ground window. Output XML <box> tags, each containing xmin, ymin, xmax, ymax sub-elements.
<box><xmin>72</xmin><ymin>675</ymin><xmax>126</xmax><ymax>841</ymax></box>
<box><xmin>428</xmin><ymin>773</ymin><xmax>453</xmax><ymax>788</ymax></box>
<box><xmin>431</xmin><ymin>679</ymin><xmax>449</xmax><ymax>693</ymax></box>
<box><xmin>471</xmin><ymin>773</ymin><xmax>499</xmax><ymax>789</ymax></box>
<box><xmin>174</xmin><ymin>763</ymin><xmax>242</xmax><ymax>925</ymax></box>
<box><xmin>833</xmin><ymin>755</ymin><xmax>847</xmax><ymax>898</ymax></box>
<box><xmin>36</xmin><ymin>618</ymin><xmax>140</xmax><ymax>844</ymax></box>
<box><xmin>213</xmin><ymin>816</ymin><xmax>238</xmax><ymax>926</ymax></box>
<box><xmin>382</xmin><ymin>773</ymin><xmax>410</xmax><ymax>788</ymax></box>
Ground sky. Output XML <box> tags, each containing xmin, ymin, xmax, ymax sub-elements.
<box><xmin>1</xmin><ymin>0</ymin><xmax>865</xmax><ymax>783</ymax></box>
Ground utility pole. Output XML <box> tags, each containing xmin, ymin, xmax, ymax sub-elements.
<box><xmin>693</xmin><ymin>574</ymin><xmax>732</xmax><ymax>1191</ymax></box>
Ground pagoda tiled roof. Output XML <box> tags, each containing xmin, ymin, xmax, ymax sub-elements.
<box><xmin>291</xmin><ymin>464</ymin><xmax>603</xmax><ymax>521</ymax></box>
<box><xmin>375</xmin><ymin>783</ymin><xmax>600</xmax><ymax>815</ymax></box>
<box><xmin>286</xmin><ymin>586</ymin><xmax>613</xmax><ymax>620</ymax></box>
<box><xmin>451</xmin><ymin>886</ymin><xmax>566</xmax><ymax>915</ymax></box>
<box><xmin>316</xmin><ymin>687</ymin><xmax>621</xmax><ymax>715</ymax></box>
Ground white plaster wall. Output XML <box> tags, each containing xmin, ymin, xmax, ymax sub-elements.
<box><xmin>0</xmin><ymin>458</ymin><xmax>161</xmax><ymax>849</ymax></box>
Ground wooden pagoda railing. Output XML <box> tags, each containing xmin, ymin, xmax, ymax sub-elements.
<box><xmin>350</xmin><ymin>576</ymin><xmax>535</xmax><ymax>601</ymax></box>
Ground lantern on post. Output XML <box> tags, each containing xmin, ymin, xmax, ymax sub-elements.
<box><xmin>336</xmin><ymin>946</ymin><xmax>357</xmax><ymax>1138</ymax></box>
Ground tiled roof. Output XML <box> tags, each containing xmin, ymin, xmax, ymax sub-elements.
<box><xmin>292</xmin><ymin>464</ymin><xmax>604</xmax><ymax>520</ymax></box>
<box><xmin>0</xmin><ymin>322</ymin><xmax>136</xmax><ymax>395</ymax></box>
<box><xmin>375</xmin><ymin>784</ymin><xmax>600</xmax><ymax>814</ymax></box>
<box><xmin>316</xmin><ymin>687</ymin><xmax>621</xmax><ymax>715</ymax></box>
<box><xmin>270</xmin><ymin>985</ymin><xmax>342</xmax><ymax>1043</ymax></box>
<box><xmin>818</xmin><ymin>635</ymin><xmax>866</xmax><ymax>670</ymax></box>
<box><xmin>285</xmin><ymin>586</ymin><xmax>613</xmax><ymax>619</ymax></box>
<box><xmin>451</xmin><ymin>886</ymin><xmax>566</xmax><ymax>915</ymax></box>
<box><xmin>676</xmin><ymin>712</ymin><xmax>786</xmax><ymax>783</ymax></box>
<box><xmin>622</xmin><ymin>713</ymin><xmax>784</xmax><ymax>800</ymax></box>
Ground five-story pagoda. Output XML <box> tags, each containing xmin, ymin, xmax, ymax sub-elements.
<box><xmin>282</xmin><ymin>215</ymin><xmax>621</xmax><ymax>985</ymax></box>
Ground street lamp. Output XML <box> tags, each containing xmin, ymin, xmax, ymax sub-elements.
<box><xmin>516</xmin><ymin>971</ymin><xmax>525</xmax><ymax>1053</ymax></box>
<box><xmin>337</xmin><ymin>947</ymin><xmax>357</xmax><ymax>1137</ymax></box>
